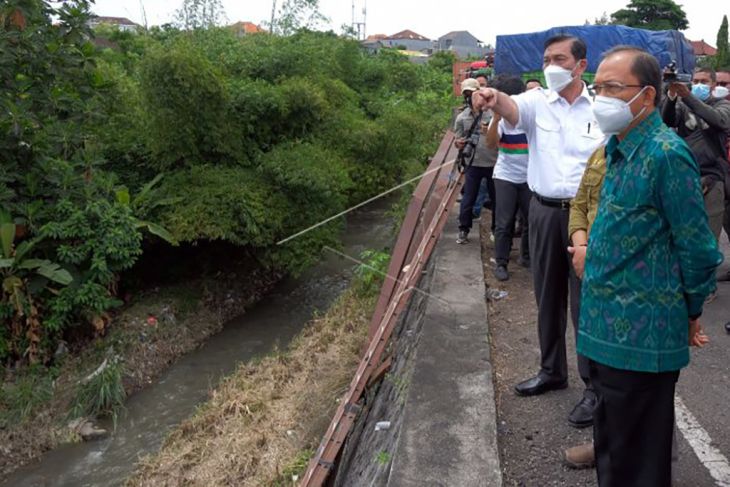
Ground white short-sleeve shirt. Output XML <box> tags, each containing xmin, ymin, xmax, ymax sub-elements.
<box><xmin>509</xmin><ymin>85</ymin><xmax>606</xmax><ymax>199</ymax></box>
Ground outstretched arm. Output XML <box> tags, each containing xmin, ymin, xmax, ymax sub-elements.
<box><xmin>472</xmin><ymin>88</ymin><xmax>520</xmax><ymax>127</ymax></box>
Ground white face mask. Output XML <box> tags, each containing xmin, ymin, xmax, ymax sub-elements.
<box><xmin>592</xmin><ymin>87</ymin><xmax>648</xmax><ymax>135</ymax></box>
<box><xmin>544</xmin><ymin>64</ymin><xmax>576</xmax><ymax>92</ymax></box>
<box><xmin>713</xmin><ymin>86</ymin><xmax>729</xmax><ymax>99</ymax></box>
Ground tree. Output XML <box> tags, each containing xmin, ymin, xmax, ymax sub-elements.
<box><xmin>611</xmin><ymin>0</ymin><xmax>689</xmax><ymax>31</ymax></box>
<box><xmin>174</xmin><ymin>0</ymin><xmax>227</xmax><ymax>30</ymax></box>
<box><xmin>428</xmin><ymin>50</ymin><xmax>457</xmax><ymax>74</ymax></box>
<box><xmin>268</xmin><ymin>0</ymin><xmax>328</xmax><ymax>36</ymax></box>
<box><xmin>715</xmin><ymin>15</ymin><xmax>730</xmax><ymax>70</ymax></box>
<box><xmin>585</xmin><ymin>11</ymin><xmax>610</xmax><ymax>25</ymax></box>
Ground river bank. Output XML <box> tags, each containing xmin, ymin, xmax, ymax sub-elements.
<box><xmin>128</xmin><ymin>282</ymin><xmax>377</xmax><ymax>486</ymax></box>
<box><xmin>1</xmin><ymin>197</ymin><xmax>397</xmax><ymax>487</ymax></box>
<box><xmin>0</xmin><ymin>263</ymin><xmax>279</xmax><ymax>482</ymax></box>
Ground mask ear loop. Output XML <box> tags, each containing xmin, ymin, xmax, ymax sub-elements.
<box><xmin>627</xmin><ymin>86</ymin><xmax>649</xmax><ymax>122</ymax></box>
<box><xmin>624</xmin><ymin>86</ymin><xmax>651</xmax><ymax>158</ymax></box>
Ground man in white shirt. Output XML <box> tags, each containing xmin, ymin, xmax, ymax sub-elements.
<box><xmin>473</xmin><ymin>35</ymin><xmax>605</xmax><ymax>428</ymax></box>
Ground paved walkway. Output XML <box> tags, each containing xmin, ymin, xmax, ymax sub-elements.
<box><xmin>388</xmin><ymin>211</ymin><xmax>502</xmax><ymax>487</ymax></box>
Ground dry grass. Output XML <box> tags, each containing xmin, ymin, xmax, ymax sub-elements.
<box><xmin>126</xmin><ymin>287</ymin><xmax>375</xmax><ymax>487</ymax></box>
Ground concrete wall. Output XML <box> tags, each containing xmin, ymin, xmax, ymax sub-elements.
<box><xmin>332</xmin><ymin>212</ymin><xmax>502</xmax><ymax>487</ymax></box>
<box><xmin>382</xmin><ymin>39</ymin><xmax>433</xmax><ymax>52</ymax></box>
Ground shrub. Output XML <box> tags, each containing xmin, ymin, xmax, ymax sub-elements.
<box><xmin>156</xmin><ymin>165</ymin><xmax>289</xmax><ymax>247</ymax></box>
<box><xmin>139</xmin><ymin>41</ymin><xmax>241</xmax><ymax>169</ymax></box>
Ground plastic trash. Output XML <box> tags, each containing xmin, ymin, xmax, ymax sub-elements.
<box><xmin>487</xmin><ymin>289</ymin><xmax>508</xmax><ymax>301</ymax></box>
<box><xmin>375</xmin><ymin>421</ymin><xmax>391</xmax><ymax>431</ymax></box>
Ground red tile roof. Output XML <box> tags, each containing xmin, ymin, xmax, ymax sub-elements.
<box><xmin>230</xmin><ymin>21</ymin><xmax>265</xmax><ymax>34</ymax></box>
<box><xmin>690</xmin><ymin>40</ymin><xmax>717</xmax><ymax>56</ymax></box>
<box><xmin>386</xmin><ymin>29</ymin><xmax>430</xmax><ymax>41</ymax></box>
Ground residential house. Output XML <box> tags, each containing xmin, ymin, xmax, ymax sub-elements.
<box><xmin>690</xmin><ymin>39</ymin><xmax>717</xmax><ymax>57</ymax></box>
<box><xmin>87</xmin><ymin>16</ymin><xmax>140</xmax><ymax>32</ymax></box>
<box><xmin>229</xmin><ymin>21</ymin><xmax>265</xmax><ymax>37</ymax></box>
<box><xmin>437</xmin><ymin>30</ymin><xmax>489</xmax><ymax>60</ymax></box>
<box><xmin>382</xmin><ymin>29</ymin><xmax>432</xmax><ymax>53</ymax></box>
<box><xmin>362</xmin><ymin>34</ymin><xmax>387</xmax><ymax>54</ymax></box>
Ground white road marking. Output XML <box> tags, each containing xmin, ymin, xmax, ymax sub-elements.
<box><xmin>675</xmin><ymin>395</ymin><xmax>730</xmax><ymax>486</ymax></box>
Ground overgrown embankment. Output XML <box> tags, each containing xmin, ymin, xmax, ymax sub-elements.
<box><xmin>126</xmin><ymin>252</ymin><xmax>390</xmax><ymax>487</ymax></box>
<box><xmin>0</xmin><ymin>257</ymin><xmax>278</xmax><ymax>481</ymax></box>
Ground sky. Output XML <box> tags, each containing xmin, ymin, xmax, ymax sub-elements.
<box><xmin>92</xmin><ymin>0</ymin><xmax>726</xmax><ymax>46</ymax></box>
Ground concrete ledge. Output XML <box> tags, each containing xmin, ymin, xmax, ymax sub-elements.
<box><xmin>388</xmin><ymin>214</ymin><xmax>502</xmax><ymax>487</ymax></box>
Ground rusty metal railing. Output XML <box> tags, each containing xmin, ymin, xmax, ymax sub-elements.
<box><xmin>300</xmin><ymin>131</ymin><xmax>461</xmax><ymax>486</ymax></box>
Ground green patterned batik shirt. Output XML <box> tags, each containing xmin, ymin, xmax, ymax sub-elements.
<box><xmin>577</xmin><ymin>110</ymin><xmax>723</xmax><ymax>373</ymax></box>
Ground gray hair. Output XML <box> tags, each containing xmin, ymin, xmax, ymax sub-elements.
<box><xmin>602</xmin><ymin>45</ymin><xmax>661</xmax><ymax>106</ymax></box>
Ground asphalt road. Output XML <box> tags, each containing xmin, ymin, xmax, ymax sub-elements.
<box><xmin>481</xmin><ymin>223</ymin><xmax>730</xmax><ymax>487</ymax></box>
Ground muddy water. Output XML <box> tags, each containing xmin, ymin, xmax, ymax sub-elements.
<box><xmin>3</xmin><ymin>200</ymin><xmax>396</xmax><ymax>487</ymax></box>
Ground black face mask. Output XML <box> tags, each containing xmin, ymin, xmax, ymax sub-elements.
<box><xmin>464</xmin><ymin>94</ymin><xmax>473</xmax><ymax>106</ymax></box>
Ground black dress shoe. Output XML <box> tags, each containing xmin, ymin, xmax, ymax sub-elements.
<box><xmin>514</xmin><ymin>375</ymin><xmax>568</xmax><ymax>397</ymax></box>
<box><xmin>725</xmin><ymin>321</ymin><xmax>730</xmax><ymax>334</ymax></box>
<box><xmin>568</xmin><ymin>395</ymin><xmax>596</xmax><ymax>428</ymax></box>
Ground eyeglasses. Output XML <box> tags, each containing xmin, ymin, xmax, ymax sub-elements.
<box><xmin>587</xmin><ymin>82</ymin><xmax>645</xmax><ymax>96</ymax></box>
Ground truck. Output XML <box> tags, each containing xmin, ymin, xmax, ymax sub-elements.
<box><xmin>493</xmin><ymin>24</ymin><xmax>695</xmax><ymax>84</ymax></box>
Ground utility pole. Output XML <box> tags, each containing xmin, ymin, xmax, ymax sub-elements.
<box><xmin>270</xmin><ymin>0</ymin><xmax>277</xmax><ymax>34</ymax></box>
<box><xmin>351</xmin><ymin>0</ymin><xmax>366</xmax><ymax>40</ymax></box>
<box><xmin>139</xmin><ymin>0</ymin><xmax>148</xmax><ymax>30</ymax></box>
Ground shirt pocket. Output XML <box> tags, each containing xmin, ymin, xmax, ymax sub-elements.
<box><xmin>535</xmin><ymin>115</ymin><xmax>561</xmax><ymax>153</ymax></box>
<box><xmin>585</xmin><ymin>180</ymin><xmax>601</xmax><ymax>209</ymax></box>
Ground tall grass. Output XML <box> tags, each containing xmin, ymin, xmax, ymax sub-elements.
<box><xmin>70</xmin><ymin>357</ymin><xmax>126</xmax><ymax>427</ymax></box>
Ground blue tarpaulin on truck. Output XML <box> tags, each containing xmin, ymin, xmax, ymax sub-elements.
<box><xmin>494</xmin><ymin>25</ymin><xmax>695</xmax><ymax>75</ymax></box>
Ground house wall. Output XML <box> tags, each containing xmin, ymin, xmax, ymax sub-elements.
<box><xmin>383</xmin><ymin>38</ymin><xmax>432</xmax><ymax>52</ymax></box>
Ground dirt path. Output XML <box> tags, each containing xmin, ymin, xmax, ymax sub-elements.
<box><xmin>480</xmin><ymin>217</ymin><xmax>725</xmax><ymax>487</ymax></box>
<box><xmin>479</xmin><ymin>220</ymin><xmax>594</xmax><ymax>486</ymax></box>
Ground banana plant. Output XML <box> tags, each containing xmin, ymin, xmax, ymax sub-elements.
<box><xmin>115</xmin><ymin>174</ymin><xmax>180</xmax><ymax>246</ymax></box>
<box><xmin>1</xmin><ymin>211</ymin><xmax>72</xmax><ymax>363</ymax></box>
<box><xmin>1</xmin><ymin>212</ymin><xmax>73</xmax><ymax>316</ymax></box>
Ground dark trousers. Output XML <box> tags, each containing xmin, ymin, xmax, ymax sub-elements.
<box><xmin>529</xmin><ymin>196</ymin><xmax>589</xmax><ymax>388</ymax></box>
<box><xmin>493</xmin><ymin>179</ymin><xmax>530</xmax><ymax>266</ymax></box>
<box><xmin>590</xmin><ymin>360</ymin><xmax>679</xmax><ymax>487</ymax></box>
<box><xmin>704</xmin><ymin>181</ymin><xmax>725</xmax><ymax>241</ymax></box>
<box><xmin>459</xmin><ymin>165</ymin><xmax>495</xmax><ymax>232</ymax></box>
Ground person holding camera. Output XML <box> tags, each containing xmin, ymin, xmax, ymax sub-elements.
<box><xmin>661</xmin><ymin>67</ymin><xmax>730</xmax><ymax>243</ymax></box>
<box><xmin>455</xmin><ymin>77</ymin><xmax>498</xmax><ymax>244</ymax></box>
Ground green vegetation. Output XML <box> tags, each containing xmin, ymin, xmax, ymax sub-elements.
<box><xmin>0</xmin><ymin>365</ymin><xmax>59</xmax><ymax>428</ymax></box>
<box><xmin>0</xmin><ymin>1</ymin><xmax>453</xmax><ymax>367</ymax></box>
<box><xmin>375</xmin><ymin>450</ymin><xmax>392</xmax><ymax>466</ymax></box>
<box><xmin>354</xmin><ymin>249</ymin><xmax>391</xmax><ymax>295</ymax></box>
<box><xmin>272</xmin><ymin>448</ymin><xmax>316</xmax><ymax>485</ymax></box>
<box><xmin>715</xmin><ymin>15</ymin><xmax>730</xmax><ymax>70</ymax></box>
<box><xmin>610</xmin><ymin>0</ymin><xmax>689</xmax><ymax>31</ymax></box>
<box><xmin>70</xmin><ymin>355</ymin><xmax>126</xmax><ymax>426</ymax></box>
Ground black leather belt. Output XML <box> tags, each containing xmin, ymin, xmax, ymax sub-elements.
<box><xmin>534</xmin><ymin>194</ymin><xmax>571</xmax><ymax>210</ymax></box>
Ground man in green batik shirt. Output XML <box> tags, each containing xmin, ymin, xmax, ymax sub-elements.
<box><xmin>579</xmin><ymin>46</ymin><xmax>722</xmax><ymax>486</ymax></box>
